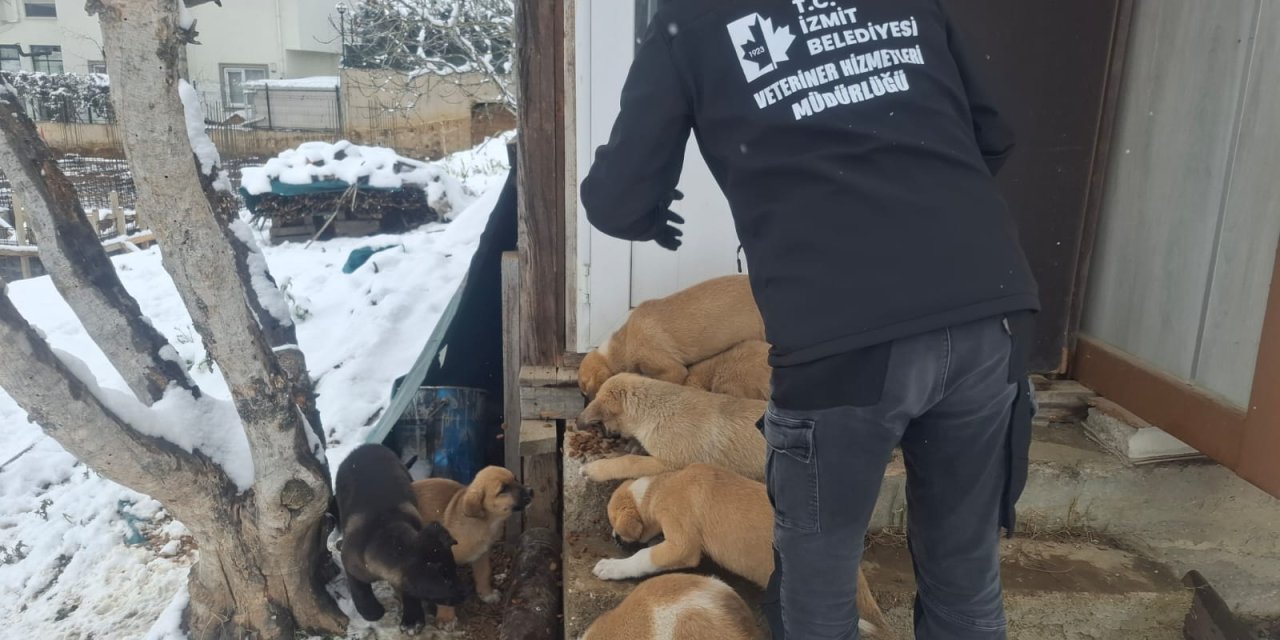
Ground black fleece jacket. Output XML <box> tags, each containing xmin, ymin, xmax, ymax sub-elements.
<box><xmin>581</xmin><ymin>0</ymin><xmax>1040</xmax><ymax>366</ymax></box>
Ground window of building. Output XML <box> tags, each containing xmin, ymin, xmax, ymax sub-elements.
<box><xmin>88</xmin><ymin>61</ymin><xmax>108</xmax><ymax>75</ymax></box>
<box><xmin>0</xmin><ymin>46</ymin><xmax>21</xmax><ymax>72</ymax></box>
<box><xmin>30</xmin><ymin>45</ymin><xmax>62</xmax><ymax>74</ymax></box>
<box><xmin>24</xmin><ymin>1</ymin><xmax>57</xmax><ymax>18</ymax></box>
<box><xmin>221</xmin><ymin>65</ymin><xmax>269</xmax><ymax>107</ymax></box>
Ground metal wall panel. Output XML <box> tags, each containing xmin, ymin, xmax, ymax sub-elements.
<box><xmin>1194</xmin><ymin>2</ymin><xmax>1280</xmax><ymax>406</ymax></box>
<box><xmin>1085</xmin><ymin>0</ymin><xmax>1259</xmax><ymax>383</ymax></box>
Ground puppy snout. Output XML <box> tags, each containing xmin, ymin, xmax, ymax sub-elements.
<box><xmin>516</xmin><ymin>487</ymin><xmax>534</xmax><ymax>510</ymax></box>
<box><xmin>611</xmin><ymin>532</ymin><xmax>646</xmax><ymax>553</ymax></box>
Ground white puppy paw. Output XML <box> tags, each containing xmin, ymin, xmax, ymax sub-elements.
<box><xmin>479</xmin><ymin>589</ymin><xmax>502</xmax><ymax>604</ymax></box>
<box><xmin>592</xmin><ymin>549</ymin><xmax>657</xmax><ymax>581</ymax></box>
<box><xmin>592</xmin><ymin>558</ymin><xmax>634</xmax><ymax>580</ymax></box>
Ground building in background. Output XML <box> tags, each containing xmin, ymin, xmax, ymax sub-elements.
<box><xmin>0</xmin><ymin>0</ymin><xmax>342</xmax><ymax>108</ymax></box>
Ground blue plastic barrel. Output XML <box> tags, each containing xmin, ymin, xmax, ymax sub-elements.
<box><xmin>403</xmin><ymin>386</ymin><xmax>494</xmax><ymax>485</ymax></box>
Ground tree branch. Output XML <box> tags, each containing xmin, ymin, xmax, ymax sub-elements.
<box><xmin>0</xmin><ymin>280</ymin><xmax>228</xmax><ymax>506</ymax></box>
<box><xmin>0</xmin><ymin>87</ymin><xmax>196</xmax><ymax>404</ymax></box>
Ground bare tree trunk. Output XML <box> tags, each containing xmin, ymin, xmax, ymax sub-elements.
<box><xmin>84</xmin><ymin>0</ymin><xmax>345</xmax><ymax>635</ymax></box>
<box><xmin>0</xmin><ymin>89</ymin><xmax>195</xmax><ymax>404</ymax></box>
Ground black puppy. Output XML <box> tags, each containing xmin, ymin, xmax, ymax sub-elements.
<box><xmin>336</xmin><ymin>443</ymin><xmax>468</xmax><ymax>632</ymax></box>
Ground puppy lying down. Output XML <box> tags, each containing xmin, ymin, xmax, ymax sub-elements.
<box><xmin>579</xmin><ymin>274</ymin><xmax>764</xmax><ymax>398</ymax></box>
<box><xmin>577</xmin><ymin>373</ymin><xmax>766</xmax><ymax>482</ymax></box>
<box><xmin>581</xmin><ymin>573</ymin><xmax>759</xmax><ymax>640</ymax></box>
<box><xmin>683</xmin><ymin>339</ymin><xmax>771</xmax><ymax>401</ymax></box>
<box><xmin>598</xmin><ymin>464</ymin><xmax>892</xmax><ymax>637</ymax></box>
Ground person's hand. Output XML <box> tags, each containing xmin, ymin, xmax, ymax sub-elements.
<box><xmin>653</xmin><ymin>189</ymin><xmax>684</xmax><ymax>251</ymax></box>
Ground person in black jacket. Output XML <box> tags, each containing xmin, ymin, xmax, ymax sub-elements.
<box><xmin>581</xmin><ymin>0</ymin><xmax>1039</xmax><ymax>638</ymax></box>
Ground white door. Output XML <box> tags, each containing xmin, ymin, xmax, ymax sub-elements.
<box><xmin>575</xmin><ymin>0</ymin><xmax>742</xmax><ymax>351</ymax></box>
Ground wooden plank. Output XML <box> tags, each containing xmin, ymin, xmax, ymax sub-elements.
<box><xmin>1238</xmin><ymin>240</ymin><xmax>1280</xmax><ymax>498</ymax></box>
<box><xmin>332</xmin><ymin>219</ymin><xmax>381</xmax><ymax>236</ymax></box>
<box><xmin>522</xmin><ymin>453</ymin><xmax>560</xmax><ymax>533</ymax></box>
<box><xmin>520</xmin><ymin>420</ymin><xmax>558</xmax><ymax>457</ymax></box>
<box><xmin>110</xmin><ymin>190</ymin><xmax>125</xmax><ymax>238</ymax></box>
<box><xmin>1194</xmin><ymin>2</ymin><xmax>1280</xmax><ymax>406</ymax></box>
<box><xmin>515</xmin><ymin>0</ymin><xmax>567</xmax><ymax>367</ymax></box>
<box><xmin>562</xmin><ymin>0</ymin><xmax>579</xmax><ymax>366</ymax></box>
<box><xmin>502</xmin><ymin>252</ymin><xmax>523</xmax><ymax>542</ymax></box>
<box><xmin>1083</xmin><ymin>0</ymin><xmax>1259</xmax><ymax>379</ymax></box>
<box><xmin>14</xmin><ymin>195</ymin><xmax>31</xmax><ymax>279</ymax></box>
<box><xmin>519</xmin><ymin>364</ymin><xmax>578</xmax><ymax>387</ymax></box>
<box><xmin>521</xmin><ymin>385</ymin><xmax>583</xmax><ymax>421</ymax></box>
<box><xmin>519</xmin><ymin>364</ymin><xmax>582</xmax><ymax>420</ymax></box>
<box><xmin>1074</xmin><ymin>335</ymin><xmax>1246</xmax><ymax>468</ymax></box>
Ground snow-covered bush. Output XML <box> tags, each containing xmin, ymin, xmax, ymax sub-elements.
<box><xmin>343</xmin><ymin>0</ymin><xmax>514</xmax><ymax>110</ymax></box>
<box><xmin>0</xmin><ymin>71</ymin><xmax>113</xmax><ymax>123</ymax></box>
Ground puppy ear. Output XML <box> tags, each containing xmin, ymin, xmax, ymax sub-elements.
<box><xmin>462</xmin><ymin>484</ymin><xmax>486</xmax><ymax>519</ymax></box>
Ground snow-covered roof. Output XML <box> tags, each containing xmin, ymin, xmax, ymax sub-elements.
<box><xmin>243</xmin><ymin>76</ymin><xmax>340</xmax><ymax>90</ymax></box>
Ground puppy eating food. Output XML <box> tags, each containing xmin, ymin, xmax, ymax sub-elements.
<box><xmin>683</xmin><ymin>340</ymin><xmax>771</xmax><ymax>400</ymax></box>
<box><xmin>578</xmin><ymin>373</ymin><xmax>767</xmax><ymax>482</ymax></box>
<box><xmin>580</xmin><ymin>573</ymin><xmax>759</xmax><ymax>640</ymax></box>
<box><xmin>579</xmin><ymin>274</ymin><xmax>764</xmax><ymax>398</ymax></box>
<box><xmin>411</xmin><ymin>466</ymin><xmax>532</xmax><ymax>625</ymax></box>
<box><xmin>597</xmin><ymin>464</ymin><xmax>892</xmax><ymax>637</ymax></box>
<box><xmin>335</xmin><ymin>443</ymin><xmax>467</xmax><ymax>633</ymax></box>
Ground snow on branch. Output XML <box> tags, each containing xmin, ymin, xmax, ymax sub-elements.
<box><xmin>178</xmin><ymin>80</ymin><xmax>231</xmax><ymax>192</ymax></box>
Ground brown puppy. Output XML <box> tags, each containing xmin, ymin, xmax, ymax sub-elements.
<box><xmin>598</xmin><ymin>464</ymin><xmax>892</xmax><ymax>637</ymax></box>
<box><xmin>683</xmin><ymin>340</ymin><xmax>771</xmax><ymax>401</ymax></box>
<box><xmin>579</xmin><ymin>275</ymin><xmax>764</xmax><ymax>398</ymax></box>
<box><xmin>412</xmin><ymin>466</ymin><xmax>532</xmax><ymax>626</ymax></box>
<box><xmin>580</xmin><ymin>573</ymin><xmax>759</xmax><ymax>640</ymax></box>
<box><xmin>578</xmin><ymin>374</ymin><xmax>766</xmax><ymax>482</ymax></box>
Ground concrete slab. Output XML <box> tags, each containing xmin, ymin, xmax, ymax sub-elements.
<box><xmin>866</xmin><ymin>538</ymin><xmax>1191</xmax><ymax>639</ymax></box>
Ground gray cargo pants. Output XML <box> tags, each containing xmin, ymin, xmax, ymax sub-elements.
<box><xmin>761</xmin><ymin>315</ymin><xmax>1021</xmax><ymax>639</ymax></box>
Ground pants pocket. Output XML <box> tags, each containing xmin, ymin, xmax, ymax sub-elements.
<box><xmin>762</xmin><ymin>407</ymin><xmax>820</xmax><ymax>532</ymax></box>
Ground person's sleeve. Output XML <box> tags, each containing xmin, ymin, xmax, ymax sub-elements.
<box><xmin>580</xmin><ymin>22</ymin><xmax>694</xmax><ymax>240</ymax></box>
<box><xmin>937</xmin><ymin>1</ymin><xmax>1016</xmax><ymax>175</ymax></box>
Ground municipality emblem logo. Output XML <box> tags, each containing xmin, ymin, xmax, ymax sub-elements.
<box><xmin>727</xmin><ymin>12</ymin><xmax>796</xmax><ymax>82</ymax></box>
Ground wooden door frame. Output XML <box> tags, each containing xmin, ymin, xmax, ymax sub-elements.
<box><xmin>1074</xmin><ymin>241</ymin><xmax>1280</xmax><ymax>498</ymax></box>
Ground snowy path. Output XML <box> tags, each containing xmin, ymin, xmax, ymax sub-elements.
<box><xmin>0</xmin><ymin>135</ymin><xmax>510</xmax><ymax>639</ymax></box>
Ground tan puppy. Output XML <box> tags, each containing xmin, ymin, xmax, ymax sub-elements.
<box><xmin>580</xmin><ymin>573</ymin><xmax>759</xmax><ymax>640</ymax></box>
<box><xmin>597</xmin><ymin>464</ymin><xmax>892</xmax><ymax>637</ymax></box>
<box><xmin>411</xmin><ymin>466</ymin><xmax>532</xmax><ymax>626</ymax></box>
<box><xmin>683</xmin><ymin>340</ymin><xmax>771</xmax><ymax>401</ymax></box>
<box><xmin>579</xmin><ymin>275</ymin><xmax>764</xmax><ymax>398</ymax></box>
<box><xmin>578</xmin><ymin>374</ymin><xmax>766</xmax><ymax>482</ymax></box>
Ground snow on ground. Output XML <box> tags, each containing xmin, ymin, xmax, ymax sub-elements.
<box><xmin>0</xmin><ymin>133</ymin><xmax>511</xmax><ymax>639</ymax></box>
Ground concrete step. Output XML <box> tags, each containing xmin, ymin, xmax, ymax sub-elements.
<box><xmin>865</xmin><ymin>537</ymin><xmax>1190</xmax><ymax>640</ymax></box>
